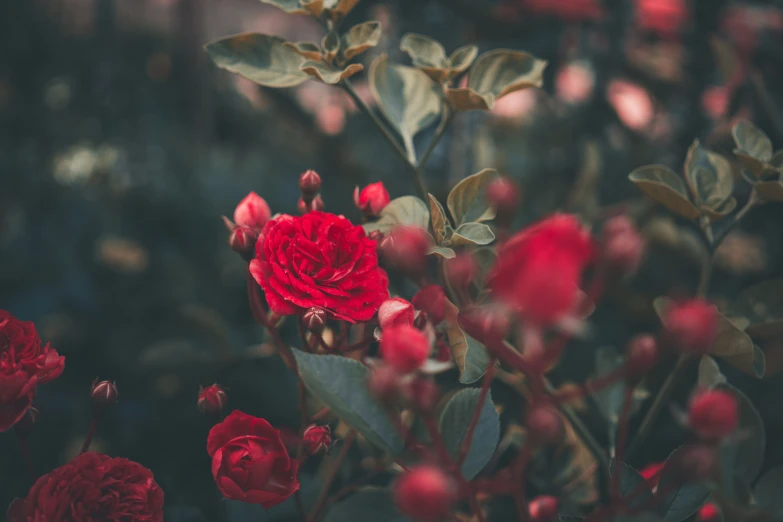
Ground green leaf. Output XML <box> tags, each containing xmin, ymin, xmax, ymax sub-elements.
<box><xmin>696</xmin><ymin>355</ymin><xmax>726</xmax><ymax>389</ymax></box>
<box><xmin>448</xmin><ymin>45</ymin><xmax>479</xmax><ymax>75</ymax></box>
<box><xmin>451</xmin><ymin>222</ymin><xmax>495</xmax><ymax>246</ymax></box>
<box><xmin>467</xmin><ymin>49</ymin><xmax>547</xmax><ymax>106</ymax></box>
<box><xmin>754</xmin><ymin>466</ymin><xmax>783</xmax><ymax>512</ymax></box>
<box><xmin>283</xmin><ymin>41</ymin><xmax>323</xmax><ymax>61</ymax></box>
<box><xmin>447</xmin><ymin>169</ymin><xmax>500</xmax><ymax>226</ymax></box>
<box><xmin>684</xmin><ymin>140</ymin><xmax>733</xmax><ymax>208</ymax></box>
<box><xmin>323</xmin><ymin>489</ymin><xmax>410</xmax><ymax>522</ymax></box>
<box><xmin>321</xmin><ymin>31</ymin><xmax>340</xmax><ymax>63</ymax></box>
<box><xmin>444</xmin><ymin>88</ymin><xmax>491</xmax><ymax>111</ymax></box>
<box><xmin>400</xmin><ymin>33</ymin><xmax>448</xmax><ymax>68</ymax></box>
<box><xmin>427</xmin><ymin>245</ymin><xmax>456</xmax><ymax>259</ymax></box>
<box><xmin>732</xmin><ymin>120</ymin><xmax>773</xmax><ymax>176</ymax></box>
<box><xmin>443</xmin><ymin>299</ymin><xmax>491</xmax><ymax>384</ymax></box>
<box><xmin>439</xmin><ymin>389</ymin><xmax>500</xmax><ymax>479</ymax></box>
<box><xmin>657</xmin><ymin>447</ymin><xmax>711</xmax><ymax>522</ymax></box>
<box><xmin>259</xmin><ymin>0</ymin><xmax>309</xmax><ymax>14</ymax></box>
<box><xmin>755</xmin><ymin>180</ymin><xmax>783</xmax><ymax>202</ymax></box>
<box><xmin>300</xmin><ymin>0</ymin><xmax>324</xmax><ymax>15</ymax></box>
<box><xmin>473</xmin><ymin>247</ymin><xmax>497</xmax><ymax>288</ymax></box>
<box><xmin>329</xmin><ymin>0</ymin><xmax>361</xmax><ymax>17</ymax></box>
<box><xmin>362</xmin><ymin>196</ymin><xmax>430</xmax><ymax>235</ymax></box>
<box><xmin>301</xmin><ymin>61</ymin><xmax>363</xmax><ymax>84</ymax></box>
<box><xmin>292</xmin><ymin>350</ymin><xmax>404</xmax><ymax>454</ymax></box>
<box><xmin>342</xmin><ymin>21</ymin><xmax>382</xmax><ymax>60</ymax></box>
<box><xmin>628</xmin><ymin>165</ymin><xmax>700</xmax><ymax>220</ymax></box>
<box><xmin>369</xmin><ymin>55</ymin><xmax>443</xmax><ymax>158</ymax></box>
<box><xmin>717</xmin><ymin>383</ymin><xmax>765</xmax><ymax>483</ymax></box>
<box><xmin>428</xmin><ymin>194</ymin><xmax>451</xmax><ymax>245</ymax></box>
<box><xmin>205</xmin><ymin>33</ymin><xmax>310</xmax><ymax>88</ymax></box>
<box><xmin>729</xmin><ymin>279</ymin><xmax>783</xmax><ymax>340</ymax></box>
<box><xmin>615</xmin><ymin>462</ymin><xmax>655</xmax><ymax>510</ymax></box>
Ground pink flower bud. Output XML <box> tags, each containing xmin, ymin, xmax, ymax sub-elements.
<box><xmin>228</xmin><ymin>225</ymin><xmax>257</xmax><ymax>259</ymax></box>
<box><xmin>526</xmin><ymin>403</ymin><xmax>563</xmax><ymax>446</ymax></box>
<box><xmin>303</xmin><ymin>307</ymin><xmax>327</xmax><ymax>334</ymax></box>
<box><xmin>625</xmin><ymin>334</ymin><xmax>658</xmax><ymax>377</ymax></box>
<box><xmin>406</xmin><ymin>378</ymin><xmax>439</xmax><ymax>414</ymax></box>
<box><xmin>198</xmin><ymin>384</ymin><xmax>227</xmax><ymax>415</ymax></box>
<box><xmin>664</xmin><ymin>299</ymin><xmax>718</xmax><ymax>353</ymax></box>
<box><xmin>234</xmin><ymin>192</ymin><xmax>271</xmax><ymax>230</ymax></box>
<box><xmin>379</xmin><ymin>226</ymin><xmax>431</xmax><ymax>276</ymax></box>
<box><xmin>394</xmin><ymin>466</ymin><xmax>456</xmax><ymax>522</ymax></box>
<box><xmin>381</xmin><ymin>324</ymin><xmax>430</xmax><ymax>374</ymax></box>
<box><xmin>91</xmin><ymin>380</ymin><xmax>118</xmax><ymax>410</ymax></box>
<box><xmin>697</xmin><ymin>503</ymin><xmax>722</xmax><ymax>522</ymax></box>
<box><xmin>367</xmin><ymin>365</ymin><xmax>402</xmax><ymax>404</ymax></box>
<box><xmin>14</xmin><ymin>407</ymin><xmax>39</xmax><ymax>438</ymax></box>
<box><xmin>688</xmin><ymin>389</ymin><xmax>738</xmax><ymax>441</ymax></box>
<box><xmin>354</xmin><ymin>182</ymin><xmax>391</xmax><ymax>217</ymax></box>
<box><xmin>602</xmin><ymin>215</ymin><xmax>646</xmax><ymax>274</ymax></box>
<box><xmin>445</xmin><ymin>253</ymin><xmax>478</xmax><ymax>289</ymax></box>
<box><xmin>299</xmin><ymin>170</ymin><xmax>322</xmax><ymax>195</ymax></box>
<box><xmin>302</xmin><ymin>424</ymin><xmax>331</xmax><ymax>455</ymax></box>
<box><xmin>529</xmin><ymin>495</ymin><xmax>558</xmax><ymax>522</ymax></box>
<box><xmin>411</xmin><ymin>285</ymin><xmax>446</xmax><ymax>326</ymax></box>
<box><xmin>378</xmin><ymin>298</ymin><xmax>415</xmax><ymax>330</ymax></box>
<box><xmin>487</xmin><ymin>177</ymin><xmax>521</xmax><ymax>215</ymax></box>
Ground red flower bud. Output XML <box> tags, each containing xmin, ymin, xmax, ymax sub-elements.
<box><xmin>380</xmin><ymin>324</ymin><xmax>430</xmax><ymax>373</ymax></box>
<box><xmin>354</xmin><ymin>182</ymin><xmax>391</xmax><ymax>217</ymax></box>
<box><xmin>412</xmin><ymin>285</ymin><xmax>446</xmax><ymax>326</ymax></box>
<box><xmin>688</xmin><ymin>389</ymin><xmax>738</xmax><ymax>440</ymax></box>
<box><xmin>394</xmin><ymin>466</ymin><xmax>456</xmax><ymax>522</ymax></box>
<box><xmin>378</xmin><ymin>298</ymin><xmax>415</xmax><ymax>330</ymax></box>
<box><xmin>406</xmin><ymin>378</ymin><xmax>440</xmax><ymax>414</ymax></box>
<box><xmin>458</xmin><ymin>306</ymin><xmax>510</xmax><ymax>347</ymax></box>
<box><xmin>302</xmin><ymin>424</ymin><xmax>331</xmax><ymax>455</ymax></box>
<box><xmin>529</xmin><ymin>495</ymin><xmax>558</xmax><ymax>522</ymax></box>
<box><xmin>602</xmin><ymin>215</ymin><xmax>646</xmax><ymax>274</ymax></box>
<box><xmin>625</xmin><ymin>334</ymin><xmax>658</xmax><ymax>377</ymax></box>
<box><xmin>379</xmin><ymin>226</ymin><xmax>431</xmax><ymax>276</ymax></box>
<box><xmin>298</xmin><ymin>194</ymin><xmax>325</xmax><ymax>214</ymax></box>
<box><xmin>445</xmin><ymin>253</ymin><xmax>478</xmax><ymax>289</ymax></box>
<box><xmin>228</xmin><ymin>225</ymin><xmax>257</xmax><ymax>258</ymax></box>
<box><xmin>91</xmin><ymin>380</ymin><xmax>118</xmax><ymax>410</ymax></box>
<box><xmin>697</xmin><ymin>503</ymin><xmax>722</xmax><ymax>522</ymax></box>
<box><xmin>367</xmin><ymin>365</ymin><xmax>402</xmax><ymax>404</ymax></box>
<box><xmin>526</xmin><ymin>403</ymin><xmax>563</xmax><ymax>446</ymax></box>
<box><xmin>303</xmin><ymin>307</ymin><xmax>327</xmax><ymax>334</ymax></box>
<box><xmin>198</xmin><ymin>384</ymin><xmax>228</xmax><ymax>415</ymax></box>
<box><xmin>664</xmin><ymin>299</ymin><xmax>718</xmax><ymax>353</ymax></box>
<box><xmin>234</xmin><ymin>192</ymin><xmax>271</xmax><ymax>230</ymax></box>
<box><xmin>299</xmin><ymin>169</ymin><xmax>322</xmax><ymax>195</ymax></box>
<box><xmin>487</xmin><ymin>176</ymin><xmax>521</xmax><ymax>220</ymax></box>
<box><xmin>14</xmin><ymin>407</ymin><xmax>39</xmax><ymax>438</ymax></box>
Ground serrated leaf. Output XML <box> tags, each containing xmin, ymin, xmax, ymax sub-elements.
<box><xmin>428</xmin><ymin>194</ymin><xmax>451</xmax><ymax>245</ymax></box>
<box><xmin>259</xmin><ymin>0</ymin><xmax>309</xmax><ymax>14</ymax></box>
<box><xmin>444</xmin><ymin>88</ymin><xmax>491</xmax><ymax>111</ymax></box>
<box><xmin>697</xmin><ymin>355</ymin><xmax>726</xmax><ymax>389</ymax></box>
<box><xmin>447</xmin><ymin>169</ymin><xmax>500</xmax><ymax>226</ymax></box>
<box><xmin>293</xmin><ymin>350</ymin><xmax>404</xmax><ymax>454</ymax></box>
<box><xmin>628</xmin><ymin>165</ymin><xmax>700</xmax><ymax>220</ymax></box>
<box><xmin>443</xmin><ymin>299</ymin><xmax>491</xmax><ymax>384</ymax></box>
<box><xmin>301</xmin><ymin>61</ymin><xmax>363</xmax><ymax>84</ymax></box>
<box><xmin>755</xmin><ymin>180</ymin><xmax>783</xmax><ymax>202</ymax></box>
<box><xmin>754</xmin><ymin>467</ymin><xmax>783</xmax><ymax>512</ymax></box>
<box><xmin>362</xmin><ymin>196</ymin><xmax>430</xmax><ymax>235</ymax></box>
<box><xmin>283</xmin><ymin>41</ymin><xmax>323</xmax><ymax>61</ymax></box>
<box><xmin>684</xmin><ymin>140</ymin><xmax>733</xmax><ymax>208</ymax></box>
<box><xmin>717</xmin><ymin>383</ymin><xmax>765</xmax><ymax>483</ymax></box>
<box><xmin>427</xmin><ymin>245</ymin><xmax>456</xmax><ymax>259</ymax></box>
<box><xmin>615</xmin><ymin>462</ymin><xmax>655</xmax><ymax>510</ymax></box>
<box><xmin>323</xmin><ymin>489</ymin><xmax>410</xmax><ymax>522</ymax></box>
<box><xmin>342</xmin><ymin>22</ymin><xmax>382</xmax><ymax>60</ymax></box>
<box><xmin>657</xmin><ymin>447</ymin><xmax>711</xmax><ymax>522</ymax></box>
<box><xmin>732</xmin><ymin>120</ymin><xmax>773</xmax><ymax>177</ymax></box>
<box><xmin>451</xmin><ymin>222</ymin><xmax>495</xmax><ymax>246</ymax></box>
<box><xmin>468</xmin><ymin>49</ymin><xmax>547</xmax><ymax>101</ymax></box>
<box><xmin>369</xmin><ymin>55</ymin><xmax>442</xmax><ymax>158</ymax></box>
<box><xmin>205</xmin><ymin>33</ymin><xmax>310</xmax><ymax>88</ymax></box>
<box><xmin>439</xmin><ymin>389</ymin><xmax>500</xmax><ymax>479</ymax></box>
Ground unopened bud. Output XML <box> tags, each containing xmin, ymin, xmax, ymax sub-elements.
<box><xmin>688</xmin><ymin>389</ymin><xmax>738</xmax><ymax>441</ymax></box>
<box><xmin>14</xmin><ymin>407</ymin><xmax>40</xmax><ymax>438</ymax></box>
<box><xmin>625</xmin><ymin>334</ymin><xmax>658</xmax><ymax>378</ymax></box>
<box><xmin>302</xmin><ymin>424</ymin><xmax>332</xmax><ymax>455</ymax></box>
<box><xmin>299</xmin><ymin>169</ymin><xmax>322</xmax><ymax>196</ymax></box>
<box><xmin>303</xmin><ymin>307</ymin><xmax>327</xmax><ymax>334</ymax></box>
<box><xmin>378</xmin><ymin>298</ymin><xmax>415</xmax><ymax>330</ymax></box>
<box><xmin>529</xmin><ymin>495</ymin><xmax>558</xmax><ymax>522</ymax></box>
<box><xmin>697</xmin><ymin>503</ymin><xmax>722</xmax><ymax>522</ymax></box>
<box><xmin>381</xmin><ymin>324</ymin><xmax>430</xmax><ymax>373</ymax></box>
<box><xmin>298</xmin><ymin>194</ymin><xmax>325</xmax><ymax>214</ymax></box>
<box><xmin>394</xmin><ymin>466</ymin><xmax>456</xmax><ymax>522</ymax></box>
<box><xmin>526</xmin><ymin>403</ymin><xmax>563</xmax><ymax>446</ymax></box>
<box><xmin>406</xmin><ymin>378</ymin><xmax>439</xmax><ymax>414</ymax></box>
<box><xmin>664</xmin><ymin>299</ymin><xmax>718</xmax><ymax>353</ymax></box>
<box><xmin>234</xmin><ymin>192</ymin><xmax>271</xmax><ymax>230</ymax></box>
<box><xmin>91</xmin><ymin>380</ymin><xmax>118</xmax><ymax>411</ymax></box>
<box><xmin>379</xmin><ymin>226</ymin><xmax>431</xmax><ymax>276</ymax></box>
<box><xmin>487</xmin><ymin>176</ymin><xmax>521</xmax><ymax>222</ymax></box>
<box><xmin>602</xmin><ymin>215</ymin><xmax>646</xmax><ymax>275</ymax></box>
<box><xmin>228</xmin><ymin>225</ymin><xmax>257</xmax><ymax>259</ymax></box>
<box><xmin>445</xmin><ymin>253</ymin><xmax>478</xmax><ymax>289</ymax></box>
<box><xmin>368</xmin><ymin>366</ymin><xmax>402</xmax><ymax>404</ymax></box>
<box><xmin>198</xmin><ymin>384</ymin><xmax>228</xmax><ymax>415</ymax></box>
<box><xmin>354</xmin><ymin>182</ymin><xmax>391</xmax><ymax>217</ymax></box>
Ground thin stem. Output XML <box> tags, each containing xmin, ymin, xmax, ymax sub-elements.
<box><xmin>307</xmin><ymin>431</ymin><xmax>357</xmax><ymax>522</ymax></box>
<box><xmin>17</xmin><ymin>435</ymin><xmax>36</xmax><ymax>481</ymax></box>
<box><xmin>247</xmin><ymin>268</ymin><xmax>296</xmax><ymax>369</ymax></box>
<box><xmin>697</xmin><ymin>253</ymin><xmax>713</xmax><ymax>297</ymax></box>
<box><xmin>612</xmin><ymin>386</ymin><xmax>635</xmax><ymax>500</ymax></box>
<box><xmin>712</xmin><ymin>189</ymin><xmax>760</xmax><ymax>247</ymax></box>
<box><xmin>457</xmin><ymin>360</ymin><xmax>496</xmax><ymax>467</ymax></box>
<box><xmin>512</xmin><ymin>445</ymin><xmax>533</xmax><ymax>522</ymax></box>
<box><xmin>80</xmin><ymin>418</ymin><xmax>99</xmax><ymax>454</ymax></box>
<box><xmin>417</xmin><ymin>106</ymin><xmax>452</xmax><ymax>170</ymax></box>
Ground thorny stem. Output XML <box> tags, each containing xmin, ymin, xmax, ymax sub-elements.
<box><xmin>612</xmin><ymin>386</ymin><xmax>635</xmax><ymax>500</ymax></box>
<box><xmin>457</xmin><ymin>360</ymin><xmax>496</xmax><ymax>468</ymax></box>
<box><xmin>80</xmin><ymin>418</ymin><xmax>99</xmax><ymax>454</ymax></box>
<box><xmin>308</xmin><ymin>430</ymin><xmax>357</xmax><ymax>522</ymax></box>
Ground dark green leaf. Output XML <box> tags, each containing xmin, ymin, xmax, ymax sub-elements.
<box><xmin>448</xmin><ymin>45</ymin><xmax>479</xmax><ymax>75</ymax></box>
<box><xmin>323</xmin><ymin>489</ymin><xmax>410</xmax><ymax>522</ymax></box>
<box><xmin>342</xmin><ymin>21</ymin><xmax>382</xmax><ymax>60</ymax></box>
<box><xmin>628</xmin><ymin>165</ymin><xmax>700</xmax><ymax>220</ymax></box>
<box><xmin>428</xmin><ymin>194</ymin><xmax>451</xmax><ymax>245</ymax></box>
<box><xmin>729</xmin><ymin>279</ymin><xmax>783</xmax><ymax>340</ymax></box>
<box><xmin>657</xmin><ymin>447</ymin><xmax>710</xmax><ymax>522</ymax></box>
<box><xmin>473</xmin><ymin>247</ymin><xmax>497</xmax><ymax>288</ymax></box>
<box><xmin>293</xmin><ymin>350</ymin><xmax>404</xmax><ymax>454</ymax></box>
<box><xmin>756</xmin><ymin>180</ymin><xmax>783</xmax><ymax>202</ymax></box>
<box><xmin>443</xmin><ymin>299</ymin><xmax>492</xmax><ymax>384</ymax></box>
<box><xmin>754</xmin><ymin>466</ymin><xmax>783</xmax><ymax>512</ymax></box>
<box><xmin>717</xmin><ymin>383</ymin><xmax>765</xmax><ymax>483</ymax></box>
<box><xmin>362</xmin><ymin>196</ymin><xmax>430</xmax><ymax>235</ymax></box>
<box><xmin>615</xmin><ymin>462</ymin><xmax>655</xmax><ymax>511</ymax></box>
<box><xmin>732</xmin><ymin>120</ymin><xmax>773</xmax><ymax>176</ymax></box>
<box><xmin>205</xmin><ymin>33</ymin><xmax>310</xmax><ymax>88</ymax></box>
<box><xmin>427</xmin><ymin>245</ymin><xmax>456</xmax><ymax>259</ymax></box>
<box><xmin>447</xmin><ymin>169</ymin><xmax>500</xmax><ymax>225</ymax></box>
<box><xmin>467</xmin><ymin>49</ymin><xmax>547</xmax><ymax>104</ymax></box>
<box><xmin>259</xmin><ymin>0</ymin><xmax>309</xmax><ymax>14</ymax></box>
<box><xmin>283</xmin><ymin>41</ymin><xmax>322</xmax><ymax>60</ymax></box>
<box><xmin>301</xmin><ymin>61</ymin><xmax>363</xmax><ymax>84</ymax></box>
<box><xmin>684</xmin><ymin>140</ymin><xmax>733</xmax><ymax>208</ymax></box>
<box><xmin>451</xmin><ymin>223</ymin><xmax>495</xmax><ymax>246</ymax></box>
<box><xmin>400</xmin><ymin>33</ymin><xmax>448</xmax><ymax>68</ymax></box>
<box><xmin>439</xmin><ymin>389</ymin><xmax>500</xmax><ymax>479</ymax></box>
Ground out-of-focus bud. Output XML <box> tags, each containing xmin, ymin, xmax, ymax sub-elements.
<box><xmin>458</xmin><ymin>306</ymin><xmax>510</xmax><ymax>347</ymax></box>
<box><xmin>394</xmin><ymin>466</ymin><xmax>456</xmax><ymax>522</ymax></box>
<box><xmin>378</xmin><ymin>298</ymin><xmax>415</xmax><ymax>330</ymax></box>
<box><xmin>91</xmin><ymin>380</ymin><xmax>118</xmax><ymax>411</ymax></box>
<box><xmin>234</xmin><ymin>192</ymin><xmax>272</xmax><ymax>230</ymax></box>
<box><xmin>198</xmin><ymin>384</ymin><xmax>227</xmax><ymax>415</ymax></box>
<box><xmin>688</xmin><ymin>389</ymin><xmax>738</xmax><ymax>441</ymax></box>
<box><xmin>299</xmin><ymin>170</ymin><xmax>322</xmax><ymax>196</ymax></box>
<box><xmin>625</xmin><ymin>334</ymin><xmax>659</xmax><ymax>378</ymax></box>
<box><xmin>379</xmin><ymin>226</ymin><xmax>431</xmax><ymax>276</ymax></box>
<box><xmin>671</xmin><ymin>444</ymin><xmax>716</xmax><ymax>483</ymax></box>
<box><xmin>354</xmin><ymin>182</ymin><xmax>391</xmax><ymax>217</ymax></box>
<box><xmin>529</xmin><ymin>495</ymin><xmax>558</xmax><ymax>522</ymax></box>
<box><xmin>697</xmin><ymin>503</ymin><xmax>722</xmax><ymax>522</ymax></box>
<box><xmin>602</xmin><ymin>215</ymin><xmax>646</xmax><ymax>275</ymax></box>
<box><xmin>487</xmin><ymin>176</ymin><xmax>521</xmax><ymax>223</ymax></box>
<box><xmin>14</xmin><ymin>407</ymin><xmax>40</xmax><ymax>438</ymax></box>
<box><xmin>368</xmin><ymin>230</ymin><xmax>384</xmax><ymax>243</ymax></box>
<box><xmin>303</xmin><ymin>307</ymin><xmax>327</xmax><ymax>334</ymax></box>
<box><xmin>406</xmin><ymin>378</ymin><xmax>439</xmax><ymax>414</ymax></box>
<box><xmin>445</xmin><ymin>253</ymin><xmax>478</xmax><ymax>289</ymax></box>
<box><xmin>380</xmin><ymin>325</ymin><xmax>430</xmax><ymax>373</ymax></box>
<box><xmin>526</xmin><ymin>403</ymin><xmax>563</xmax><ymax>446</ymax></box>
<box><xmin>302</xmin><ymin>424</ymin><xmax>332</xmax><ymax>455</ymax></box>
<box><xmin>664</xmin><ymin>299</ymin><xmax>718</xmax><ymax>353</ymax></box>
<box><xmin>228</xmin><ymin>225</ymin><xmax>257</xmax><ymax>259</ymax></box>
<box><xmin>411</xmin><ymin>285</ymin><xmax>446</xmax><ymax>326</ymax></box>
<box><xmin>368</xmin><ymin>366</ymin><xmax>402</xmax><ymax>404</ymax></box>
<box><xmin>297</xmin><ymin>195</ymin><xmax>325</xmax><ymax>214</ymax></box>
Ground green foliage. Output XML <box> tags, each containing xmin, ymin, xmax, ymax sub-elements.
<box><xmin>362</xmin><ymin>195</ymin><xmax>430</xmax><ymax>235</ymax></box>
<box><xmin>447</xmin><ymin>168</ymin><xmax>499</xmax><ymax>225</ymax></box>
<box><xmin>342</xmin><ymin>22</ymin><xmax>382</xmax><ymax>60</ymax></box>
<box><xmin>614</xmin><ymin>462</ymin><xmax>655</xmax><ymax>511</ymax></box>
<box><xmin>442</xmin><ymin>299</ymin><xmax>492</xmax><ymax>384</ymax></box>
<box><xmin>400</xmin><ymin>33</ymin><xmax>477</xmax><ymax>83</ymax></box>
<box><xmin>656</xmin><ymin>447</ymin><xmax>711</xmax><ymax>522</ymax></box>
<box><xmin>438</xmin><ymin>389</ymin><xmax>500</xmax><ymax>479</ymax></box>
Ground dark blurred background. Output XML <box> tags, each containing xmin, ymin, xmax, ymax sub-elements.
<box><xmin>3</xmin><ymin>0</ymin><xmax>783</xmax><ymax>520</ymax></box>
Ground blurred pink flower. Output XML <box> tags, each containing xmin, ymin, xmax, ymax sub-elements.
<box><xmin>521</xmin><ymin>0</ymin><xmax>604</xmax><ymax>21</ymax></box>
<box><xmin>702</xmin><ymin>86</ymin><xmax>728</xmax><ymax>120</ymax></box>
<box><xmin>492</xmin><ymin>90</ymin><xmax>538</xmax><ymax>122</ymax></box>
<box><xmin>556</xmin><ymin>62</ymin><xmax>594</xmax><ymax>104</ymax></box>
<box><xmin>316</xmin><ymin>103</ymin><xmax>346</xmax><ymax>135</ymax></box>
<box><xmin>636</xmin><ymin>0</ymin><xmax>688</xmax><ymax>38</ymax></box>
<box><xmin>607</xmin><ymin>80</ymin><xmax>654</xmax><ymax>131</ymax></box>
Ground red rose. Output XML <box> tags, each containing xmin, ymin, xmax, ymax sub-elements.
<box><xmin>354</xmin><ymin>182</ymin><xmax>391</xmax><ymax>217</ymax></box>
<box><xmin>0</xmin><ymin>311</ymin><xmax>64</xmax><ymax>431</ymax></box>
<box><xmin>250</xmin><ymin>211</ymin><xmax>389</xmax><ymax>323</ymax></box>
<box><xmin>489</xmin><ymin>214</ymin><xmax>595</xmax><ymax>325</ymax></box>
<box><xmin>11</xmin><ymin>452</ymin><xmax>164</xmax><ymax>521</ymax></box>
<box><xmin>207</xmin><ymin>410</ymin><xmax>299</xmax><ymax>507</ymax></box>
<box><xmin>302</xmin><ymin>424</ymin><xmax>332</xmax><ymax>455</ymax></box>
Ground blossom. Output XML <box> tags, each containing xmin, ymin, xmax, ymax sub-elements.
<box><xmin>354</xmin><ymin>182</ymin><xmax>391</xmax><ymax>217</ymax></box>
